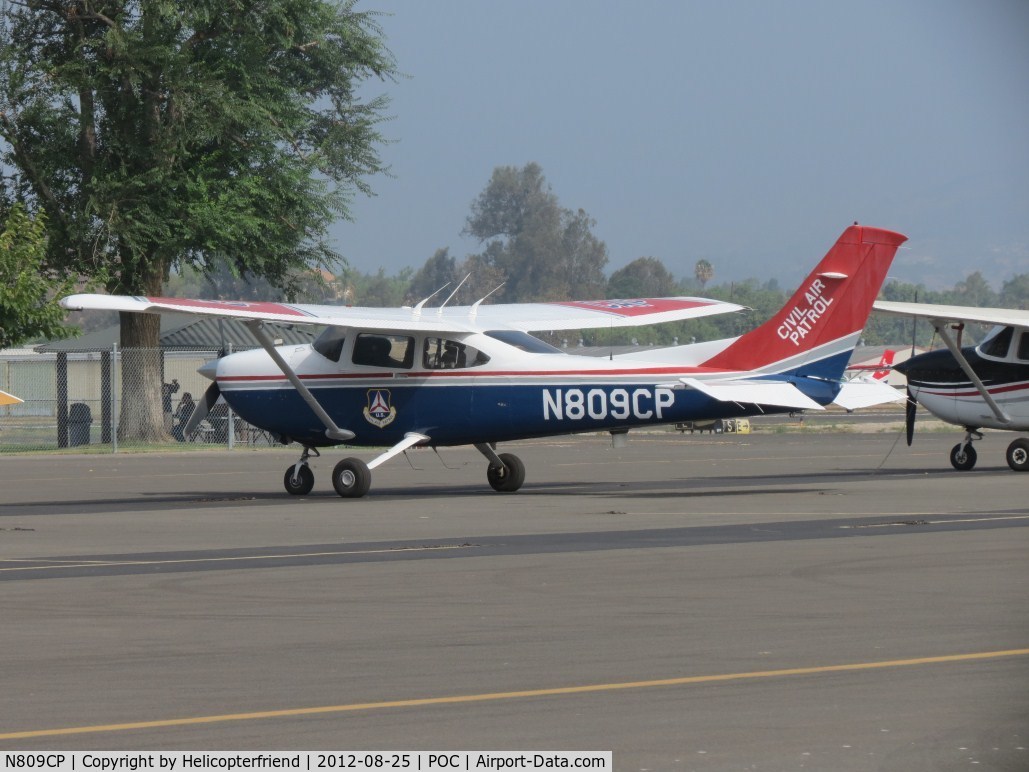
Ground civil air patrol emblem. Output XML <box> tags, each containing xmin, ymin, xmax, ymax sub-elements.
<box><xmin>363</xmin><ymin>389</ymin><xmax>397</xmax><ymax>428</ymax></box>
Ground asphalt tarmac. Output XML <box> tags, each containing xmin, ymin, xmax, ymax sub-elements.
<box><xmin>1</xmin><ymin>430</ymin><xmax>1027</xmax><ymax>771</ymax></box>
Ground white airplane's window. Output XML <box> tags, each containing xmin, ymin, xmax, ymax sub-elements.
<box><xmin>312</xmin><ymin>328</ymin><xmax>346</xmax><ymax>362</ymax></box>
<box><xmin>1018</xmin><ymin>332</ymin><xmax>1029</xmax><ymax>362</ymax></box>
<box><xmin>981</xmin><ymin>326</ymin><xmax>1013</xmax><ymax>359</ymax></box>
<box><xmin>423</xmin><ymin>338</ymin><xmax>490</xmax><ymax>369</ymax></box>
<box><xmin>485</xmin><ymin>330</ymin><xmax>564</xmax><ymax>353</ymax></box>
<box><xmin>353</xmin><ymin>333</ymin><xmax>414</xmax><ymax>369</ymax></box>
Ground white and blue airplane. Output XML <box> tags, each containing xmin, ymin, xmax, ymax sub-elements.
<box><xmin>62</xmin><ymin>224</ymin><xmax>906</xmax><ymax>497</ymax></box>
<box><xmin>873</xmin><ymin>300</ymin><xmax>1029</xmax><ymax>471</ymax></box>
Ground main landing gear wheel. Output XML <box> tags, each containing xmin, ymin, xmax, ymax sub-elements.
<box><xmin>950</xmin><ymin>442</ymin><xmax>978</xmax><ymax>471</ymax></box>
<box><xmin>332</xmin><ymin>457</ymin><xmax>371</xmax><ymax>498</ymax></box>
<box><xmin>487</xmin><ymin>452</ymin><xmax>525</xmax><ymax>493</ymax></box>
<box><xmin>283</xmin><ymin>464</ymin><xmax>315</xmax><ymax>495</ymax></box>
<box><xmin>1006</xmin><ymin>438</ymin><xmax>1029</xmax><ymax>472</ymax></box>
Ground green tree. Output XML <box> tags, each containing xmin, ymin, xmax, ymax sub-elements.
<box><xmin>607</xmin><ymin>257</ymin><xmax>679</xmax><ymax>299</ymax></box>
<box><xmin>342</xmin><ymin>266</ymin><xmax>413</xmax><ymax>307</ymax></box>
<box><xmin>0</xmin><ymin>0</ymin><xmax>396</xmax><ymax>440</ymax></box>
<box><xmin>409</xmin><ymin>247</ymin><xmax>460</xmax><ymax>303</ymax></box>
<box><xmin>946</xmin><ymin>271</ymin><xmax>997</xmax><ymax>307</ymax></box>
<box><xmin>694</xmin><ymin>259</ymin><xmax>714</xmax><ymax>289</ymax></box>
<box><xmin>0</xmin><ymin>204</ymin><xmax>75</xmax><ymax>348</ymax></box>
<box><xmin>463</xmin><ymin>163</ymin><xmax>608</xmax><ymax>302</ymax></box>
<box><xmin>999</xmin><ymin>274</ymin><xmax>1029</xmax><ymax>309</ymax></box>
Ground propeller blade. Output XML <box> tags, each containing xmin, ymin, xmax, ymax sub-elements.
<box><xmin>905</xmin><ymin>386</ymin><xmax>916</xmax><ymax>446</ymax></box>
<box><xmin>183</xmin><ymin>382</ymin><xmax>221</xmax><ymax>439</ymax></box>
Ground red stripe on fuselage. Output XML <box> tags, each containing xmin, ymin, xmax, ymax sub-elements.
<box><xmin>919</xmin><ymin>381</ymin><xmax>1029</xmax><ymax>398</ymax></box>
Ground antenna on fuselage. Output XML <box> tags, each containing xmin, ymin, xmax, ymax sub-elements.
<box><xmin>438</xmin><ymin>274</ymin><xmax>471</xmax><ymax>315</ymax></box>
<box><xmin>412</xmin><ymin>283</ymin><xmax>450</xmax><ymax>317</ymax></box>
<box><xmin>469</xmin><ymin>283</ymin><xmax>505</xmax><ymax>321</ymax></box>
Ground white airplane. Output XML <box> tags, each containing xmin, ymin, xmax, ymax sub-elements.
<box><xmin>62</xmin><ymin>223</ymin><xmax>907</xmax><ymax>497</ymax></box>
<box><xmin>873</xmin><ymin>300</ymin><xmax>1029</xmax><ymax>471</ymax></box>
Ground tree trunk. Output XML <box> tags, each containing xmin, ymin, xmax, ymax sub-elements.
<box><xmin>118</xmin><ymin>310</ymin><xmax>170</xmax><ymax>443</ymax></box>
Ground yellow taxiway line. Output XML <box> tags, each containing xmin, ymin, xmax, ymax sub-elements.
<box><xmin>2</xmin><ymin>648</ymin><xmax>1027</xmax><ymax>741</ymax></box>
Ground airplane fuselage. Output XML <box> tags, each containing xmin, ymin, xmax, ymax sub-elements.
<box><xmin>212</xmin><ymin>334</ymin><xmax>844</xmax><ymax>447</ymax></box>
<box><xmin>898</xmin><ymin>346</ymin><xmax>1029</xmax><ymax>431</ymax></box>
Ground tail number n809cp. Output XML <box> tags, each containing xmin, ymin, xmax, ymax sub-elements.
<box><xmin>543</xmin><ymin>387</ymin><xmax>674</xmax><ymax>421</ymax></box>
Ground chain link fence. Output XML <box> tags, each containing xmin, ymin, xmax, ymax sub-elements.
<box><xmin>0</xmin><ymin>346</ymin><xmax>277</xmax><ymax>452</ymax></box>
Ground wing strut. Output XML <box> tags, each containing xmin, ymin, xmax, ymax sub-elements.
<box><xmin>930</xmin><ymin>319</ymin><xmax>1011</xmax><ymax>425</ymax></box>
<box><xmin>243</xmin><ymin>319</ymin><xmax>355</xmax><ymax>442</ymax></box>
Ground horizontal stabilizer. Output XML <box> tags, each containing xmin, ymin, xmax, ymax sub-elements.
<box><xmin>833</xmin><ymin>379</ymin><xmax>905</xmax><ymax>411</ymax></box>
<box><xmin>679</xmin><ymin>377</ymin><xmax>824</xmax><ymax>411</ymax></box>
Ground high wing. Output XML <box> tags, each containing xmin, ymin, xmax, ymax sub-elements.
<box><xmin>60</xmin><ymin>293</ymin><xmax>744</xmax><ymax>333</ymax></box>
<box><xmin>873</xmin><ymin>300</ymin><xmax>1029</xmax><ymax>329</ymax></box>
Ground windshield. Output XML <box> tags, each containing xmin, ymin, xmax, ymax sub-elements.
<box><xmin>485</xmin><ymin>330</ymin><xmax>564</xmax><ymax>354</ymax></box>
<box><xmin>979</xmin><ymin>326</ymin><xmax>1014</xmax><ymax>359</ymax></box>
<box><xmin>312</xmin><ymin>327</ymin><xmax>346</xmax><ymax>362</ymax></box>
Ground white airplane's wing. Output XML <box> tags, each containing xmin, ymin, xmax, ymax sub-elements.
<box><xmin>873</xmin><ymin>300</ymin><xmax>1029</xmax><ymax>329</ymax></box>
<box><xmin>61</xmin><ymin>294</ymin><xmax>744</xmax><ymax>334</ymax></box>
<box><xmin>679</xmin><ymin>377</ymin><xmax>825</xmax><ymax>411</ymax></box>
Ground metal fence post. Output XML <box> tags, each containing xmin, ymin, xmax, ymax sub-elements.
<box><xmin>112</xmin><ymin>343</ymin><xmax>119</xmax><ymax>453</ymax></box>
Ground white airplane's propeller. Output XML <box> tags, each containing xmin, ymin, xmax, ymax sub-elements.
<box><xmin>905</xmin><ymin>386</ymin><xmax>916</xmax><ymax>446</ymax></box>
<box><xmin>182</xmin><ymin>381</ymin><xmax>221</xmax><ymax>440</ymax></box>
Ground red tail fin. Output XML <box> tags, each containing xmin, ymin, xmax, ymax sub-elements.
<box><xmin>701</xmin><ymin>224</ymin><xmax>907</xmax><ymax>377</ymax></box>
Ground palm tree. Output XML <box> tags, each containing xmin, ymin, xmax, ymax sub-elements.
<box><xmin>695</xmin><ymin>259</ymin><xmax>714</xmax><ymax>289</ymax></box>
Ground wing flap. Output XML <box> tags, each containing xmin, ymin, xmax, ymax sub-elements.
<box><xmin>679</xmin><ymin>377</ymin><xmax>825</xmax><ymax>411</ymax></box>
<box><xmin>485</xmin><ymin>297</ymin><xmax>745</xmax><ymax>331</ymax></box>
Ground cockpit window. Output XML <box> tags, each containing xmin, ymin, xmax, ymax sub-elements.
<box><xmin>312</xmin><ymin>327</ymin><xmax>346</xmax><ymax>362</ymax></box>
<box><xmin>485</xmin><ymin>330</ymin><xmax>564</xmax><ymax>354</ymax></box>
<box><xmin>981</xmin><ymin>326</ymin><xmax>1013</xmax><ymax>359</ymax></box>
<box><xmin>352</xmin><ymin>333</ymin><xmax>414</xmax><ymax>369</ymax></box>
<box><xmin>423</xmin><ymin>338</ymin><xmax>490</xmax><ymax>369</ymax></box>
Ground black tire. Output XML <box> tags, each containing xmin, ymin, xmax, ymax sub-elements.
<box><xmin>1006</xmin><ymin>438</ymin><xmax>1029</xmax><ymax>472</ymax></box>
<box><xmin>332</xmin><ymin>457</ymin><xmax>371</xmax><ymax>498</ymax></box>
<box><xmin>487</xmin><ymin>453</ymin><xmax>525</xmax><ymax>493</ymax></box>
<box><xmin>283</xmin><ymin>464</ymin><xmax>315</xmax><ymax>495</ymax></box>
<box><xmin>950</xmin><ymin>442</ymin><xmax>977</xmax><ymax>471</ymax></box>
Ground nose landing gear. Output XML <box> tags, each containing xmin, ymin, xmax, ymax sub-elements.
<box><xmin>284</xmin><ymin>446</ymin><xmax>319</xmax><ymax>495</ymax></box>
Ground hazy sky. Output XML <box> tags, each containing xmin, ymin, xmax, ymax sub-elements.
<box><xmin>332</xmin><ymin>0</ymin><xmax>1029</xmax><ymax>291</ymax></box>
